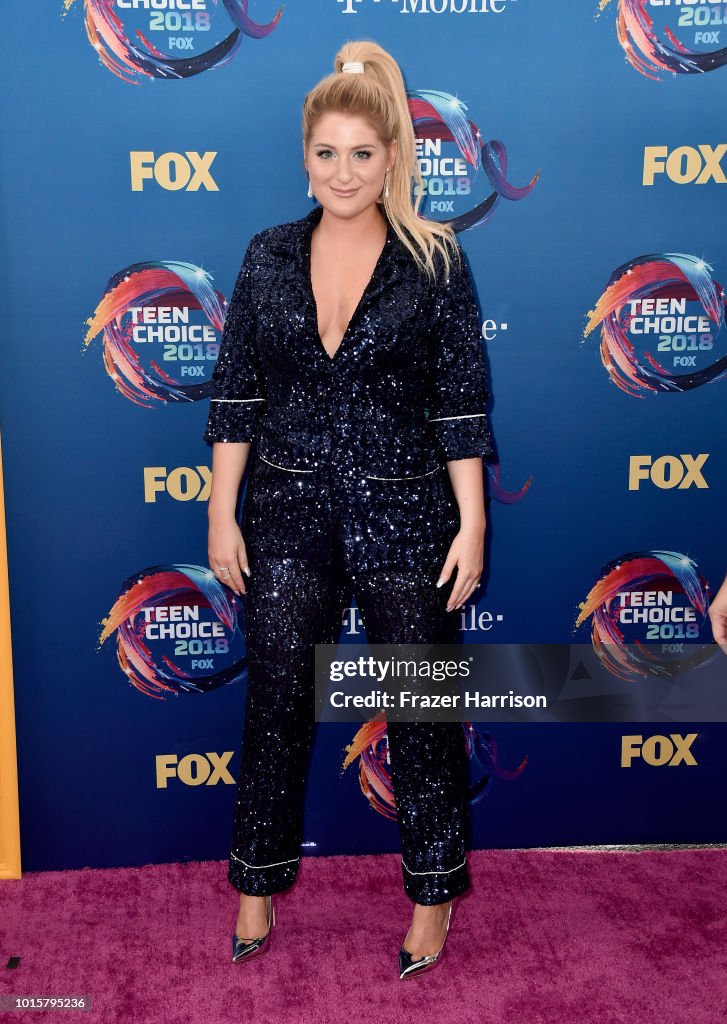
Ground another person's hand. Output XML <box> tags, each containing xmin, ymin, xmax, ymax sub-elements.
<box><xmin>208</xmin><ymin>515</ymin><xmax>249</xmax><ymax>597</ymax></box>
<box><xmin>708</xmin><ymin>573</ymin><xmax>727</xmax><ymax>653</ymax></box>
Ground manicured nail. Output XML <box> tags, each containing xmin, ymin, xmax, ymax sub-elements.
<box><xmin>243</xmin><ymin>567</ymin><xmax>251</xmax><ymax>577</ymax></box>
<box><xmin>436</xmin><ymin>579</ymin><xmax>444</xmax><ymax>588</ymax></box>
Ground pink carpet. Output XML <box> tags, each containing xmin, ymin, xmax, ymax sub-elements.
<box><xmin>1</xmin><ymin>848</ymin><xmax>726</xmax><ymax>1023</ymax></box>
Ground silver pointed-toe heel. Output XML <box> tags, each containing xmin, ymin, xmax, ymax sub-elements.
<box><xmin>231</xmin><ymin>894</ymin><xmax>276</xmax><ymax>963</ymax></box>
<box><xmin>398</xmin><ymin>898</ymin><xmax>453</xmax><ymax>981</ymax></box>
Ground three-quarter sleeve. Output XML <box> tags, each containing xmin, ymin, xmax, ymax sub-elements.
<box><xmin>203</xmin><ymin>233</ymin><xmax>266</xmax><ymax>446</ymax></box>
<box><xmin>426</xmin><ymin>241</ymin><xmax>495</xmax><ymax>462</ymax></box>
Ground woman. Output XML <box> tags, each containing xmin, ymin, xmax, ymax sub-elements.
<box><xmin>203</xmin><ymin>40</ymin><xmax>495</xmax><ymax>980</ymax></box>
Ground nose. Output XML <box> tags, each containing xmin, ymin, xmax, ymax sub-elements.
<box><xmin>336</xmin><ymin>157</ymin><xmax>355</xmax><ymax>184</ymax></box>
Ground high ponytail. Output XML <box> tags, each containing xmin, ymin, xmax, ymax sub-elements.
<box><xmin>301</xmin><ymin>39</ymin><xmax>461</xmax><ymax>282</ymax></box>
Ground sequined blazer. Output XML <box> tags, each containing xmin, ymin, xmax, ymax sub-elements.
<box><xmin>203</xmin><ymin>204</ymin><xmax>495</xmax><ymax>479</ymax></box>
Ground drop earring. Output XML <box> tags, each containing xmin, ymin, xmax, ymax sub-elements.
<box><xmin>307</xmin><ymin>175</ymin><xmax>313</xmax><ymax>199</ymax></box>
<box><xmin>384</xmin><ymin>167</ymin><xmax>390</xmax><ymax>199</ymax></box>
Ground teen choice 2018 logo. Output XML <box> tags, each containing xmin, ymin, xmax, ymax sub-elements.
<box><xmin>83</xmin><ymin>260</ymin><xmax>227</xmax><ymax>406</ymax></box>
<box><xmin>575</xmin><ymin>550</ymin><xmax>713</xmax><ymax>680</ymax></box>
<box><xmin>583</xmin><ymin>253</ymin><xmax>727</xmax><ymax>397</ymax></box>
<box><xmin>61</xmin><ymin>0</ymin><xmax>282</xmax><ymax>83</ymax></box>
<box><xmin>408</xmin><ymin>89</ymin><xmax>539</xmax><ymax>231</ymax></box>
<box><xmin>98</xmin><ymin>564</ymin><xmax>247</xmax><ymax>697</ymax></box>
<box><xmin>342</xmin><ymin>714</ymin><xmax>526</xmax><ymax>820</ymax></box>
<box><xmin>598</xmin><ymin>0</ymin><xmax>727</xmax><ymax>80</ymax></box>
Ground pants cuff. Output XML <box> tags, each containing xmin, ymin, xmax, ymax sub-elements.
<box><xmin>401</xmin><ymin>855</ymin><xmax>471</xmax><ymax>905</ymax></box>
<box><xmin>228</xmin><ymin>850</ymin><xmax>300</xmax><ymax>895</ymax></box>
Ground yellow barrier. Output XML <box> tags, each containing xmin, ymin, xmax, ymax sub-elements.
<box><xmin>0</xmin><ymin>430</ymin><xmax>21</xmax><ymax>879</ymax></box>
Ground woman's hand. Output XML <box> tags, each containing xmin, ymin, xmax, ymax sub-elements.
<box><xmin>438</xmin><ymin>456</ymin><xmax>487</xmax><ymax>611</ymax></box>
<box><xmin>437</xmin><ymin>522</ymin><xmax>484</xmax><ymax>612</ymax></box>
<box><xmin>208</xmin><ymin>513</ymin><xmax>250</xmax><ymax>597</ymax></box>
<box><xmin>207</xmin><ymin>441</ymin><xmax>251</xmax><ymax>596</ymax></box>
<box><xmin>708</xmin><ymin>573</ymin><xmax>727</xmax><ymax>653</ymax></box>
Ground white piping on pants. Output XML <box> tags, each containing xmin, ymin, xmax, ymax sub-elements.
<box><xmin>401</xmin><ymin>856</ymin><xmax>467</xmax><ymax>875</ymax></box>
<box><xmin>230</xmin><ymin>852</ymin><xmax>300</xmax><ymax>869</ymax></box>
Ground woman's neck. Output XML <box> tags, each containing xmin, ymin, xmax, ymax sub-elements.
<box><xmin>315</xmin><ymin>203</ymin><xmax>387</xmax><ymax>247</ymax></box>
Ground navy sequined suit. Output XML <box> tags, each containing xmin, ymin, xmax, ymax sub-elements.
<box><xmin>204</xmin><ymin>203</ymin><xmax>495</xmax><ymax>905</ymax></box>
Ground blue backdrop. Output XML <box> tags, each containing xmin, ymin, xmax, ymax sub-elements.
<box><xmin>1</xmin><ymin>0</ymin><xmax>725</xmax><ymax>874</ymax></box>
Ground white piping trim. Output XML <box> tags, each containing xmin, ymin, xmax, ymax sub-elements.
<box><xmin>259</xmin><ymin>454</ymin><xmax>314</xmax><ymax>474</ymax></box>
<box><xmin>401</xmin><ymin>856</ymin><xmax>467</xmax><ymax>876</ymax></box>
<box><xmin>428</xmin><ymin>413</ymin><xmax>485</xmax><ymax>422</ymax></box>
<box><xmin>364</xmin><ymin>465</ymin><xmax>442</xmax><ymax>481</ymax></box>
<box><xmin>211</xmin><ymin>398</ymin><xmax>265</xmax><ymax>403</ymax></box>
<box><xmin>230</xmin><ymin>852</ymin><xmax>300</xmax><ymax>869</ymax></box>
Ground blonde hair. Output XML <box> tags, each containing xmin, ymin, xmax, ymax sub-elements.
<box><xmin>301</xmin><ymin>39</ymin><xmax>461</xmax><ymax>282</ymax></box>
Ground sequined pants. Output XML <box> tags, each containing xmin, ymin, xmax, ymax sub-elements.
<box><xmin>227</xmin><ymin>457</ymin><xmax>472</xmax><ymax>905</ymax></box>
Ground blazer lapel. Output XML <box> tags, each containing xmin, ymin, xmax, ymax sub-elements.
<box><xmin>266</xmin><ymin>204</ymin><xmax>414</xmax><ymax>370</ymax></box>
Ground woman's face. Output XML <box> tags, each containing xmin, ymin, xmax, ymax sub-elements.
<box><xmin>304</xmin><ymin>111</ymin><xmax>396</xmax><ymax>218</ymax></box>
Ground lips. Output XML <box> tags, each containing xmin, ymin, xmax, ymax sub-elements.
<box><xmin>331</xmin><ymin>187</ymin><xmax>359</xmax><ymax>197</ymax></box>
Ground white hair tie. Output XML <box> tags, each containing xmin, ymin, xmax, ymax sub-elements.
<box><xmin>341</xmin><ymin>61</ymin><xmax>365</xmax><ymax>74</ymax></box>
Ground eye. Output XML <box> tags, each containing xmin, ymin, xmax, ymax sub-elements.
<box><xmin>354</xmin><ymin>150</ymin><xmax>372</xmax><ymax>160</ymax></box>
<box><xmin>315</xmin><ymin>149</ymin><xmax>334</xmax><ymax>160</ymax></box>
